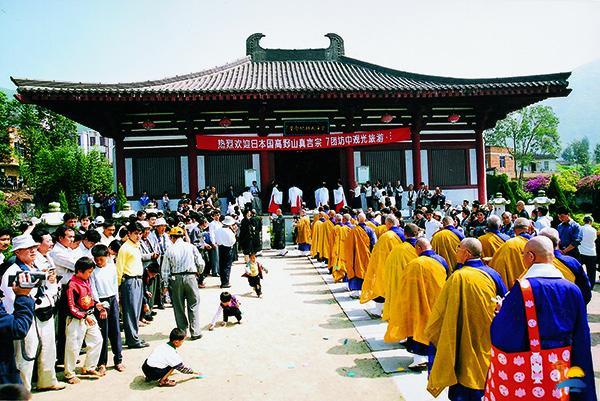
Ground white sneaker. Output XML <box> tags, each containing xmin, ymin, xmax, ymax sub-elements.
<box><xmin>408</xmin><ymin>354</ymin><xmax>428</xmax><ymax>371</ymax></box>
<box><xmin>370</xmin><ymin>302</ymin><xmax>383</xmax><ymax>317</ymax></box>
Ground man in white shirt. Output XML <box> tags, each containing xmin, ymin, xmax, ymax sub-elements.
<box><xmin>215</xmin><ymin>216</ymin><xmax>237</xmax><ymax>288</ymax></box>
<box><xmin>425</xmin><ymin>210</ymin><xmax>443</xmax><ymax>240</ymax></box>
<box><xmin>579</xmin><ymin>215</ymin><xmax>598</xmax><ymax>287</ymax></box>
<box><xmin>314</xmin><ymin>182</ymin><xmax>329</xmax><ymax>208</ymax></box>
<box><xmin>207</xmin><ymin>211</ymin><xmax>222</xmax><ymax>277</ymax></box>
<box><xmin>76</xmin><ymin>229</ymin><xmax>101</xmax><ymax>259</ymax></box>
<box><xmin>533</xmin><ymin>206</ymin><xmax>552</xmax><ymax>232</ymax></box>
<box><xmin>351</xmin><ymin>181</ymin><xmax>362</xmax><ymax>210</ymax></box>
<box><xmin>333</xmin><ymin>181</ymin><xmax>347</xmax><ymax>212</ymax></box>
<box><xmin>99</xmin><ymin>221</ymin><xmax>116</xmax><ymax>246</ymax></box>
<box><xmin>288</xmin><ymin>185</ymin><xmax>303</xmax><ymax>215</ymax></box>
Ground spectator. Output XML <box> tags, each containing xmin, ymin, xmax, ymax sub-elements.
<box><xmin>556</xmin><ymin>206</ymin><xmax>583</xmax><ymax>259</ymax></box>
<box><xmin>580</xmin><ymin>215</ymin><xmax>598</xmax><ymax>288</ymax></box>
<box><xmin>139</xmin><ymin>191</ymin><xmax>150</xmax><ymax>208</ymax></box>
<box><xmin>215</xmin><ymin>216</ymin><xmax>237</xmax><ymax>288</ymax></box>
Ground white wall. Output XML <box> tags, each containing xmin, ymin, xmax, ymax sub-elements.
<box><xmin>420</xmin><ymin>150</ymin><xmax>428</xmax><ymax>185</ymax></box>
<box><xmin>444</xmin><ymin>188</ymin><xmax>479</xmax><ymax>207</ymax></box>
<box><xmin>405</xmin><ymin>150</ymin><xmax>413</xmax><ymax>186</ymax></box>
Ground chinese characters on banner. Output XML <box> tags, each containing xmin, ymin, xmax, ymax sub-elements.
<box><xmin>195</xmin><ymin>127</ymin><xmax>410</xmax><ymax>151</ymax></box>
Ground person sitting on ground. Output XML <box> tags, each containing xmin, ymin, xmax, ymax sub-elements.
<box><xmin>141</xmin><ymin>328</ymin><xmax>200</xmax><ymax>387</ymax></box>
<box><xmin>242</xmin><ymin>253</ymin><xmax>268</xmax><ymax>297</ymax></box>
<box><xmin>0</xmin><ymin>384</ymin><xmax>32</xmax><ymax>400</ymax></box>
<box><xmin>208</xmin><ymin>292</ymin><xmax>242</xmax><ymax>330</ymax></box>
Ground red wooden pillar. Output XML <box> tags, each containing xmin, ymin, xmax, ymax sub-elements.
<box><xmin>187</xmin><ymin>133</ymin><xmax>198</xmax><ymax>199</ymax></box>
<box><xmin>411</xmin><ymin>127</ymin><xmax>422</xmax><ymax>186</ymax></box>
<box><xmin>114</xmin><ymin>136</ymin><xmax>126</xmax><ymax>190</ymax></box>
<box><xmin>259</xmin><ymin>150</ymin><xmax>271</xmax><ymax>189</ymax></box>
<box><xmin>346</xmin><ymin>146</ymin><xmax>355</xmax><ymax>186</ymax></box>
<box><xmin>475</xmin><ymin>128</ymin><xmax>487</xmax><ymax>203</ymax></box>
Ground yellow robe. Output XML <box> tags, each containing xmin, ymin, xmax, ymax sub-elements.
<box><xmin>321</xmin><ymin>219</ymin><xmax>335</xmax><ymax>261</ymax></box>
<box><xmin>375</xmin><ymin>224</ymin><xmax>388</xmax><ymax>239</ymax></box>
<box><xmin>343</xmin><ymin>225</ymin><xmax>372</xmax><ymax>281</ymax></box>
<box><xmin>359</xmin><ymin>230</ymin><xmax>403</xmax><ymax>304</ymax></box>
<box><xmin>296</xmin><ymin>216</ymin><xmax>312</xmax><ymax>244</ymax></box>
<box><xmin>331</xmin><ymin>225</ymin><xmax>352</xmax><ymax>282</ymax></box>
<box><xmin>366</xmin><ymin>221</ymin><xmax>378</xmax><ymax>231</ymax></box>
<box><xmin>424</xmin><ymin>267</ymin><xmax>498</xmax><ymax>397</ymax></box>
<box><xmin>385</xmin><ymin>255</ymin><xmax>447</xmax><ymax>343</ymax></box>
<box><xmin>488</xmin><ymin>236</ymin><xmax>528</xmax><ymax>289</ymax></box>
<box><xmin>310</xmin><ymin>219</ymin><xmax>323</xmax><ymax>258</ymax></box>
<box><xmin>479</xmin><ymin>232</ymin><xmax>507</xmax><ymax>259</ymax></box>
<box><xmin>381</xmin><ymin>242</ymin><xmax>418</xmax><ymax>321</ymax></box>
<box><xmin>516</xmin><ymin>257</ymin><xmax>577</xmax><ymax>283</ymax></box>
<box><xmin>431</xmin><ymin>229</ymin><xmax>461</xmax><ymax>272</ymax></box>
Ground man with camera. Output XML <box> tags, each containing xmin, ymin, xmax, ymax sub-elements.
<box><xmin>0</xmin><ymin>235</ymin><xmax>63</xmax><ymax>391</ymax></box>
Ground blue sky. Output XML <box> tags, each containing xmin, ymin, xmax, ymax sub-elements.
<box><xmin>1</xmin><ymin>0</ymin><xmax>599</xmax><ymax>89</ymax></box>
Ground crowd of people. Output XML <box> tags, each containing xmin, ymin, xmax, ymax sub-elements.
<box><xmin>304</xmin><ymin>191</ymin><xmax>597</xmax><ymax>400</ymax></box>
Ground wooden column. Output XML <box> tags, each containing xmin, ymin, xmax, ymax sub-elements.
<box><xmin>114</xmin><ymin>136</ymin><xmax>126</xmax><ymax>191</ymax></box>
<box><xmin>475</xmin><ymin>128</ymin><xmax>487</xmax><ymax>204</ymax></box>
<box><xmin>259</xmin><ymin>150</ymin><xmax>271</xmax><ymax>190</ymax></box>
<box><xmin>411</xmin><ymin>126</ymin><xmax>422</xmax><ymax>186</ymax></box>
<box><xmin>187</xmin><ymin>133</ymin><xmax>198</xmax><ymax>199</ymax></box>
<box><xmin>346</xmin><ymin>146</ymin><xmax>355</xmax><ymax>186</ymax></box>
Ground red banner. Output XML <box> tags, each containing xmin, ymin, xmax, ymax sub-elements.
<box><xmin>196</xmin><ymin>127</ymin><xmax>410</xmax><ymax>152</ymax></box>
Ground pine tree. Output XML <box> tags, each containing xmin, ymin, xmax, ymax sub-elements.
<box><xmin>116</xmin><ymin>183</ymin><xmax>128</xmax><ymax>212</ymax></box>
<box><xmin>546</xmin><ymin>175</ymin><xmax>569</xmax><ymax>214</ymax></box>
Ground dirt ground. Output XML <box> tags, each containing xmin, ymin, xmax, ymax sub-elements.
<box><xmin>33</xmin><ymin>249</ymin><xmax>401</xmax><ymax>401</ymax></box>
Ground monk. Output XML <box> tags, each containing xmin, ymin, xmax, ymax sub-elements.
<box><xmin>343</xmin><ymin>213</ymin><xmax>376</xmax><ymax>298</ymax></box>
<box><xmin>381</xmin><ymin>224</ymin><xmax>419</xmax><ymax>321</ymax></box>
<box><xmin>478</xmin><ymin>215</ymin><xmax>510</xmax><ymax>258</ymax></box>
<box><xmin>310</xmin><ymin>210</ymin><xmax>325</xmax><ymax>260</ymax></box>
<box><xmin>365</xmin><ymin>212</ymin><xmax>380</xmax><ymax>231</ymax></box>
<box><xmin>487</xmin><ymin>236</ymin><xmax>596</xmax><ymax>401</ymax></box>
<box><xmin>295</xmin><ymin>209</ymin><xmax>312</xmax><ymax>256</ymax></box>
<box><xmin>359</xmin><ymin>215</ymin><xmax>405</xmax><ymax>317</ymax></box>
<box><xmin>431</xmin><ymin>216</ymin><xmax>464</xmax><ymax>271</ymax></box>
<box><xmin>488</xmin><ymin>217</ymin><xmax>532</xmax><ymax>288</ymax></box>
<box><xmin>385</xmin><ymin>237</ymin><xmax>449</xmax><ymax>370</ymax></box>
<box><xmin>425</xmin><ymin>238</ymin><xmax>507</xmax><ymax>401</ymax></box>
<box><xmin>321</xmin><ymin>210</ymin><xmax>336</xmax><ymax>266</ymax></box>
<box><xmin>374</xmin><ymin>210</ymin><xmax>391</xmax><ymax>238</ymax></box>
<box><xmin>539</xmin><ymin>227</ymin><xmax>592</xmax><ymax>304</ymax></box>
<box><xmin>330</xmin><ymin>214</ymin><xmax>353</xmax><ymax>282</ymax></box>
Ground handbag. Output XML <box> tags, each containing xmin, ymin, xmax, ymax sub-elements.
<box><xmin>484</xmin><ymin>279</ymin><xmax>571</xmax><ymax>400</ymax></box>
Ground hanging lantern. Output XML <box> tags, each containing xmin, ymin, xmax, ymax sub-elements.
<box><xmin>380</xmin><ymin>113</ymin><xmax>394</xmax><ymax>123</ymax></box>
<box><xmin>448</xmin><ymin>113</ymin><xmax>460</xmax><ymax>123</ymax></box>
<box><xmin>141</xmin><ymin>120</ymin><xmax>155</xmax><ymax>131</ymax></box>
<box><xmin>219</xmin><ymin>117</ymin><xmax>232</xmax><ymax>127</ymax></box>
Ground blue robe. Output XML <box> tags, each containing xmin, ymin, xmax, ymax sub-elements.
<box><xmin>554</xmin><ymin>250</ymin><xmax>592</xmax><ymax>304</ymax></box>
<box><xmin>489</xmin><ymin>229</ymin><xmax>510</xmax><ymax>242</ymax></box>
<box><xmin>421</xmin><ymin>249</ymin><xmax>450</xmax><ymax>276</ymax></box>
<box><xmin>389</xmin><ymin>226</ymin><xmax>406</xmax><ymax>242</ymax></box>
<box><xmin>445</xmin><ymin>225</ymin><xmax>465</xmax><ymax>241</ymax></box>
<box><xmin>0</xmin><ymin>296</ymin><xmax>35</xmax><ymax>385</ymax></box>
<box><xmin>357</xmin><ymin>223</ymin><xmax>376</xmax><ymax>250</ymax></box>
<box><xmin>406</xmin><ymin>237</ymin><xmax>417</xmax><ymax>247</ymax></box>
<box><xmin>491</xmin><ymin>277</ymin><xmax>597</xmax><ymax>401</ymax></box>
<box><xmin>455</xmin><ymin>259</ymin><xmax>507</xmax><ymax>297</ymax></box>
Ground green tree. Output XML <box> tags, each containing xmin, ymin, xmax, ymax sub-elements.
<box><xmin>546</xmin><ymin>175</ymin><xmax>570</xmax><ymax>213</ymax></box>
<box><xmin>485</xmin><ymin>105</ymin><xmax>560</xmax><ymax>182</ymax></box>
<box><xmin>562</xmin><ymin>137</ymin><xmax>591</xmax><ymax>174</ymax></box>
<box><xmin>594</xmin><ymin>143</ymin><xmax>600</xmax><ymax>164</ymax></box>
<box><xmin>116</xmin><ymin>183</ymin><xmax>127</xmax><ymax>212</ymax></box>
<box><xmin>0</xmin><ymin>92</ymin><xmax>19</xmax><ymax>162</ymax></box>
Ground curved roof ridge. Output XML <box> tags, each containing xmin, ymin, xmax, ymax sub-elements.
<box><xmin>337</xmin><ymin>56</ymin><xmax>571</xmax><ymax>84</ymax></box>
<box><xmin>11</xmin><ymin>57</ymin><xmax>252</xmax><ymax>89</ymax></box>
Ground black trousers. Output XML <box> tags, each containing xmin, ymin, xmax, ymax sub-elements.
<box><xmin>56</xmin><ymin>285</ymin><xmax>68</xmax><ymax>364</ymax></box>
<box><xmin>218</xmin><ymin>245</ymin><xmax>234</xmax><ymax>286</ymax></box>
<box><xmin>223</xmin><ymin>306</ymin><xmax>242</xmax><ymax>322</ymax></box>
<box><xmin>247</xmin><ymin>275</ymin><xmax>262</xmax><ymax>295</ymax></box>
<box><xmin>581</xmin><ymin>254</ymin><xmax>598</xmax><ymax>287</ymax></box>
<box><xmin>142</xmin><ymin>360</ymin><xmax>172</xmax><ymax>381</ymax></box>
<box><xmin>97</xmin><ymin>295</ymin><xmax>123</xmax><ymax>366</ymax></box>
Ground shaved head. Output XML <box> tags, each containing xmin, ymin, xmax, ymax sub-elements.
<box><xmin>487</xmin><ymin>215</ymin><xmax>501</xmax><ymax>231</ymax></box>
<box><xmin>461</xmin><ymin>238</ymin><xmax>483</xmax><ymax>258</ymax></box>
<box><xmin>404</xmin><ymin>223</ymin><xmax>419</xmax><ymax>238</ymax></box>
<box><xmin>523</xmin><ymin>236</ymin><xmax>554</xmax><ymax>266</ymax></box>
<box><xmin>358</xmin><ymin>213</ymin><xmax>367</xmax><ymax>223</ymax></box>
<box><xmin>442</xmin><ymin>216</ymin><xmax>454</xmax><ymax>226</ymax></box>
<box><xmin>415</xmin><ymin>237</ymin><xmax>432</xmax><ymax>255</ymax></box>
<box><xmin>539</xmin><ymin>227</ymin><xmax>560</xmax><ymax>249</ymax></box>
<box><xmin>342</xmin><ymin>214</ymin><xmax>351</xmax><ymax>223</ymax></box>
<box><xmin>513</xmin><ymin>218</ymin><xmax>530</xmax><ymax>230</ymax></box>
<box><xmin>385</xmin><ymin>215</ymin><xmax>399</xmax><ymax>227</ymax></box>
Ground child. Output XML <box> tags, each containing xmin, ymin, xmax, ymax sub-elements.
<box><xmin>90</xmin><ymin>245</ymin><xmax>124</xmax><ymax>374</ymax></box>
<box><xmin>64</xmin><ymin>257</ymin><xmax>107</xmax><ymax>384</ymax></box>
<box><xmin>242</xmin><ymin>253</ymin><xmax>268</xmax><ymax>297</ymax></box>
<box><xmin>208</xmin><ymin>292</ymin><xmax>241</xmax><ymax>330</ymax></box>
<box><xmin>142</xmin><ymin>328</ymin><xmax>200</xmax><ymax>387</ymax></box>
<box><xmin>141</xmin><ymin>262</ymin><xmax>161</xmax><ymax>323</ymax></box>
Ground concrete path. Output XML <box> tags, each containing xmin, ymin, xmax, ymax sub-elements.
<box><xmin>34</xmin><ymin>248</ymin><xmax>401</xmax><ymax>401</ymax></box>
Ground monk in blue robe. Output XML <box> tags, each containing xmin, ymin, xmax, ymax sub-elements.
<box><xmin>490</xmin><ymin>236</ymin><xmax>596</xmax><ymax>401</ymax></box>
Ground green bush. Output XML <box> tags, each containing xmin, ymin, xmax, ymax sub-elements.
<box><xmin>0</xmin><ymin>191</ymin><xmax>20</xmax><ymax>229</ymax></box>
<box><xmin>546</xmin><ymin>175</ymin><xmax>570</xmax><ymax>214</ymax></box>
<box><xmin>116</xmin><ymin>183</ymin><xmax>127</xmax><ymax>212</ymax></box>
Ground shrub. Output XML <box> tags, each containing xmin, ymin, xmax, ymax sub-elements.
<box><xmin>546</xmin><ymin>175</ymin><xmax>570</xmax><ymax>214</ymax></box>
<box><xmin>524</xmin><ymin>175</ymin><xmax>550</xmax><ymax>194</ymax></box>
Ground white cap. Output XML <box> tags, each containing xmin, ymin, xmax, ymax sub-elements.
<box><xmin>154</xmin><ymin>218</ymin><xmax>168</xmax><ymax>226</ymax></box>
<box><xmin>139</xmin><ymin>220</ymin><xmax>150</xmax><ymax>229</ymax></box>
<box><xmin>94</xmin><ymin>216</ymin><xmax>105</xmax><ymax>225</ymax></box>
<box><xmin>12</xmin><ymin>235</ymin><xmax>40</xmax><ymax>251</ymax></box>
<box><xmin>222</xmin><ymin>216</ymin><xmax>236</xmax><ymax>226</ymax></box>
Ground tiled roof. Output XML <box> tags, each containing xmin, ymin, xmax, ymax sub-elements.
<box><xmin>11</xmin><ymin>34</ymin><xmax>570</xmax><ymax>97</ymax></box>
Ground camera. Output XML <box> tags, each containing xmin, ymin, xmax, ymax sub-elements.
<box><xmin>7</xmin><ymin>272</ymin><xmax>47</xmax><ymax>289</ymax></box>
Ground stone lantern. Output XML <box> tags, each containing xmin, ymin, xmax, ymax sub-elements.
<box><xmin>112</xmin><ymin>203</ymin><xmax>136</xmax><ymax>220</ymax></box>
<box><xmin>490</xmin><ymin>192</ymin><xmax>511</xmax><ymax>216</ymax></box>
<box><xmin>528</xmin><ymin>190</ymin><xmax>555</xmax><ymax>215</ymax></box>
<box><xmin>40</xmin><ymin>202</ymin><xmax>65</xmax><ymax>226</ymax></box>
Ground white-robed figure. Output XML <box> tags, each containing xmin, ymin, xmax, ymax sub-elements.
<box><xmin>288</xmin><ymin>185</ymin><xmax>303</xmax><ymax>215</ymax></box>
<box><xmin>315</xmin><ymin>182</ymin><xmax>329</xmax><ymax>208</ymax></box>
<box><xmin>333</xmin><ymin>181</ymin><xmax>347</xmax><ymax>212</ymax></box>
<box><xmin>268</xmin><ymin>183</ymin><xmax>283</xmax><ymax>215</ymax></box>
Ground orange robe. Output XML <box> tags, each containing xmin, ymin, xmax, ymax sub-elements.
<box><xmin>310</xmin><ymin>219</ymin><xmax>323</xmax><ymax>258</ymax></box>
<box><xmin>331</xmin><ymin>225</ymin><xmax>352</xmax><ymax>282</ymax></box>
<box><xmin>479</xmin><ymin>232</ymin><xmax>507</xmax><ymax>259</ymax></box>
<box><xmin>382</xmin><ymin>242</ymin><xmax>418</xmax><ymax>321</ymax></box>
<box><xmin>343</xmin><ymin>225</ymin><xmax>372</xmax><ymax>282</ymax></box>
<box><xmin>321</xmin><ymin>219</ymin><xmax>335</xmax><ymax>261</ymax></box>
<box><xmin>360</xmin><ymin>230</ymin><xmax>403</xmax><ymax>303</ymax></box>
<box><xmin>488</xmin><ymin>235</ymin><xmax>529</xmax><ymax>289</ymax></box>
<box><xmin>296</xmin><ymin>216</ymin><xmax>312</xmax><ymax>245</ymax></box>
<box><xmin>431</xmin><ymin>229</ymin><xmax>461</xmax><ymax>272</ymax></box>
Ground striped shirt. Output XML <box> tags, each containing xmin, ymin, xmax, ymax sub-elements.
<box><xmin>161</xmin><ymin>238</ymin><xmax>205</xmax><ymax>285</ymax></box>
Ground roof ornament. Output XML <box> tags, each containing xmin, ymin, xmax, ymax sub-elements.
<box><xmin>246</xmin><ymin>33</ymin><xmax>345</xmax><ymax>62</ymax></box>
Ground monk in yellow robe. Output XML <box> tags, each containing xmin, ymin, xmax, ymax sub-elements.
<box><xmin>359</xmin><ymin>215</ymin><xmax>404</xmax><ymax>316</ymax></box>
<box><xmin>478</xmin><ymin>215</ymin><xmax>510</xmax><ymax>258</ymax></box>
<box><xmin>320</xmin><ymin>211</ymin><xmax>336</xmax><ymax>264</ymax></box>
<box><xmin>488</xmin><ymin>217</ymin><xmax>532</xmax><ymax>288</ymax></box>
<box><xmin>310</xmin><ymin>212</ymin><xmax>324</xmax><ymax>259</ymax></box>
<box><xmin>365</xmin><ymin>213</ymin><xmax>380</xmax><ymax>231</ymax></box>
<box><xmin>343</xmin><ymin>213</ymin><xmax>377</xmax><ymax>297</ymax></box>
<box><xmin>375</xmin><ymin>222</ymin><xmax>388</xmax><ymax>239</ymax></box>
<box><xmin>385</xmin><ymin>237</ymin><xmax>448</xmax><ymax>369</ymax></box>
<box><xmin>330</xmin><ymin>214</ymin><xmax>353</xmax><ymax>282</ymax></box>
<box><xmin>425</xmin><ymin>238</ymin><xmax>507</xmax><ymax>398</ymax></box>
<box><xmin>381</xmin><ymin>224</ymin><xmax>420</xmax><ymax>321</ymax></box>
<box><xmin>295</xmin><ymin>209</ymin><xmax>312</xmax><ymax>255</ymax></box>
<box><xmin>431</xmin><ymin>216</ymin><xmax>464</xmax><ymax>271</ymax></box>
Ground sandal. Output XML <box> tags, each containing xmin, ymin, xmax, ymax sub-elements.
<box><xmin>158</xmin><ymin>379</ymin><xmax>176</xmax><ymax>387</ymax></box>
<box><xmin>66</xmin><ymin>377</ymin><xmax>81</xmax><ymax>385</ymax></box>
<box><xmin>115</xmin><ymin>363</ymin><xmax>126</xmax><ymax>372</ymax></box>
